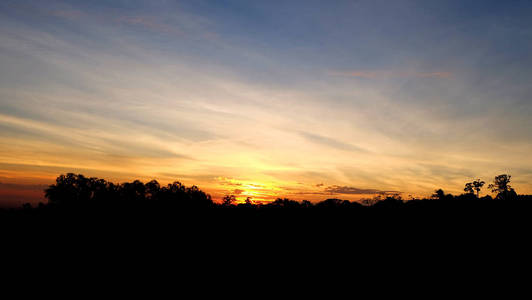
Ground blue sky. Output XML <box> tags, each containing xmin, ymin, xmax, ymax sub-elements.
<box><xmin>1</xmin><ymin>0</ymin><xmax>532</xmax><ymax>205</ymax></box>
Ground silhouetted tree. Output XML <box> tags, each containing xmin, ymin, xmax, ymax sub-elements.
<box><xmin>222</xmin><ymin>195</ymin><xmax>237</xmax><ymax>206</ymax></box>
<box><xmin>43</xmin><ymin>174</ymin><xmax>214</xmax><ymax>210</ymax></box>
<box><xmin>360</xmin><ymin>198</ymin><xmax>380</xmax><ymax>206</ymax></box>
<box><xmin>431</xmin><ymin>189</ymin><xmax>453</xmax><ymax>201</ymax></box>
<box><xmin>301</xmin><ymin>200</ymin><xmax>313</xmax><ymax>208</ymax></box>
<box><xmin>316</xmin><ymin>198</ymin><xmax>351</xmax><ymax>209</ymax></box>
<box><xmin>464</xmin><ymin>183</ymin><xmax>474</xmax><ymax>195</ymax></box>
<box><xmin>472</xmin><ymin>179</ymin><xmax>485</xmax><ymax>198</ymax></box>
<box><xmin>120</xmin><ymin>180</ymin><xmax>146</xmax><ymax>203</ymax></box>
<box><xmin>185</xmin><ymin>185</ymin><xmax>213</xmax><ymax>207</ymax></box>
<box><xmin>488</xmin><ymin>174</ymin><xmax>517</xmax><ymax>200</ymax></box>
<box><xmin>465</xmin><ymin>179</ymin><xmax>485</xmax><ymax>198</ymax></box>
<box><xmin>489</xmin><ymin>174</ymin><xmax>511</xmax><ymax>193</ymax></box>
<box><xmin>245</xmin><ymin>197</ymin><xmax>252</xmax><ymax>205</ymax></box>
<box><xmin>31</xmin><ymin>172</ymin><xmax>532</xmax><ymax>218</ymax></box>
<box><xmin>455</xmin><ymin>192</ymin><xmax>477</xmax><ymax>201</ymax></box>
<box><xmin>269</xmin><ymin>198</ymin><xmax>302</xmax><ymax>209</ymax></box>
<box><xmin>45</xmin><ymin>173</ymin><xmax>95</xmax><ymax>206</ymax></box>
<box><xmin>145</xmin><ymin>180</ymin><xmax>160</xmax><ymax>200</ymax></box>
<box><xmin>373</xmin><ymin>195</ymin><xmax>404</xmax><ymax>208</ymax></box>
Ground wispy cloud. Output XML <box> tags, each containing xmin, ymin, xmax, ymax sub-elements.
<box><xmin>329</xmin><ymin>70</ymin><xmax>452</xmax><ymax>79</ymax></box>
<box><xmin>2</xmin><ymin>0</ymin><xmax>532</xmax><ymax>205</ymax></box>
<box><xmin>298</xmin><ymin>131</ymin><xmax>367</xmax><ymax>153</ymax></box>
<box><xmin>116</xmin><ymin>16</ymin><xmax>182</xmax><ymax>35</ymax></box>
<box><xmin>49</xmin><ymin>10</ymin><xmax>84</xmax><ymax>20</ymax></box>
<box><xmin>48</xmin><ymin>8</ymin><xmax>183</xmax><ymax>36</ymax></box>
<box><xmin>0</xmin><ymin>182</ymin><xmax>48</xmax><ymax>191</ymax></box>
<box><xmin>324</xmin><ymin>185</ymin><xmax>399</xmax><ymax>195</ymax></box>
<box><xmin>216</xmin><ymin>177</ymin><xmax>246</xmax><ymax>187</ymax></box>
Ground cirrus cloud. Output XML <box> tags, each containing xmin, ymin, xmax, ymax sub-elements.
<box><xmin>324</xmin><ymin>185</ymin><xmax>399</xmax><ymax>195</ymax></box>
<box><xmin>329</xmin><ymin>70</ymin><xmax>452</xmax><ymax>79</ymax></box>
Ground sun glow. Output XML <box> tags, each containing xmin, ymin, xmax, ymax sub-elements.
<box><xmin>2</xmin><ymin>1</ymin><xmax>532</xmax><ymax>209</ymax></box>
<box><xmin>214</xmin><ymin>177</ymin><xmax>286</xmax><ymax>203</ymax></box>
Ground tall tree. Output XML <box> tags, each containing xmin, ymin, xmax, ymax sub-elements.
<box><xmin>472</xmin><ymin>179</ymin><xmax>485</xmax><ymax>198</ymax></box>
<box><xmin>464</xmin><ymin>183</ymin><xmax>475</xmax><ymax>195</ymax></box>
<box><xmin>488</xmin><ymin>174</ymin><xmax>516</xmax><ymax>200</ymax></box>
<box><xmin>465</xmin><ymin>179</ymin><xmax>485</xmax><ymax>198</ymax></box>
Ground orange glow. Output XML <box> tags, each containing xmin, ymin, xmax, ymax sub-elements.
<box><xmin>2</xmin><ymin>1</ymin><xmax>532</xmax><ymax>208</ymax></box>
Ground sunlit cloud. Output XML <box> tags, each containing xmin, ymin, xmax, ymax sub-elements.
<box><xmin>298</xmin><ymin>131</ymin><xmax>368</xmax><ymax>153</ymax></box>
<box><xmin>323</xmin><ymin>185</ymin><xmax>399</xmax><ymax>195</ymax></box>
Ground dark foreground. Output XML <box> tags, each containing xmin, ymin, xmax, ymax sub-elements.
<box><xmin>3</xmin><ymin>173</ymin><xmax>532</xmax><ymax>237</ymax></box>
<box><xmin>3</xmin><ymin>197</ymin><xmax>532</xmax><ymax>230</ymax></box>
<box><xmin>3</xmin><ymin>174</ymin><xmax>531</xmax><ymax>290</ymax></box>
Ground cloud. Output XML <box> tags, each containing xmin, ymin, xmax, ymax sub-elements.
<box><xmin>324</xmin><ymin>185</ymin><xmax>398</xmax><ymax>195</ymax></box>
<box><xmin>329</xmin><ymin>70</ymin><xmax>452</xmax><ymax>79</ymax></box>
<box><xmin>157</xmin><ymin>173</ymin><xmax>217</xmax><ymax>182</ymax></box>
<box><xmin>49</xmin><ymin>10</ymin><xmax>85</xmax><ymax>20</ymax></box>
<box><xmin>0</xmin><ymin>182</ymin><xmax>48</xmax><ymax>191</ymax></box>
<box><xmin>3</xmin><ymin>1</ymin><xmax>532</xmax><ymax>199</ymax></box>
<box><xmin>233</xmin><ymin>189</ymin><xmax>244</xmax><ymax>195</ymax></box>
<box><xmin>216</xmin><ymin>177</ymin><xmax>243</xmax><ymax>186</ymax></box>
<box><xmin>298</xmin><ymin>131</ymin><xmax>367</xmax><ymax>153</ymax></box>
<box><xmin>48</xmin><ymin>8</ymin><xmax>183</xmax><ymax>36</ymax></box>
<box><xmin>116</xmin><ymin>16</ymin><xmax>182</xmax><ymax>35</ymax></box>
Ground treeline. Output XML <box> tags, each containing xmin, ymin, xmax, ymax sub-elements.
<box><xmin>9</xmin><ymin>173</ymin><xmax>532</xmax><ymax>213</ymax></box>
<box><xmin>3</xmin><ymin>173</ymin><xmax>532</xmax><ymax>237</ymax></box>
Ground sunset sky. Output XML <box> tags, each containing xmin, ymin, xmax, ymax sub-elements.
<box><xmin>1</xmin><ymin>0</ymin><xmax>532</xmax><ymax>206</ymax></box>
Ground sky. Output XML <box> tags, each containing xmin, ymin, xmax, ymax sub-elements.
<box><xmin>1</xmin><ymin>0</ymin><xmax>532</xmax><ymax>206</ymax></box>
